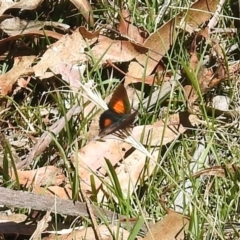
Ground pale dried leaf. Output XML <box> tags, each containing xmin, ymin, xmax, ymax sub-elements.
<box><xmin>0</xmin><ymin>17</ymin><xmax>69</xmax><ymax>36</ymax></box>
<box><xmin>10</xmin><ymin>166</ymin><xmax>65</xmax><ymax>187</ymax></box>
<box><xmin>0</xmin><ymin>214</ymin><xmax>27</xmax><ymax>223</ymax></box>
<box><xmin>144</xmin><ymin>210</ymin><xmax>189</xmax><ymax>240</ymax></box>
<box><xmin>74</xmin><ymin>113</ymin><xmax>188</xmax><ymax>194</ymax></box>
<box><xmin>135</xmin><ymin>18</ymin><xmax>176</xmax><ymax>76</ymax></box>
<box><xmin>0</xmin><ymin>0</ymin><xmax>43</xmax><ymax>15</ymax></box>
<box><xmin>119</xmin><ymin>9</ymin><xmax>147</xmax><ymax>44</ymax></box>
<box><xmin>9</xmin><ymin>0</ymin><xmax>43</xmax><ymax>10</ymax></box>
<box><xmin>33</xmin><ymin>29</ymin><xmax>90</xmax><ymax>78</ymax></box>
<box><xmin>0</xmin><ymin>55</ymin><xmax>35</xmax><ymax>95</ymax></box>
<box><xmin>43</xmin><ymin>225</ymin><xmax>131</xmax><ymax>240</ymax></box>
<box><xmin>34</xmin><ymin>186</ymin><xmax>72</xmax><ymax>200</ymax></box>
<box><xmin>182</xmin><ymin>0</ymin><xmax>219</xmax><ymax>30</ymax></box>
<box><xmin>70</xmin><ymin>0</ymin><xmax>94</xmax><ymax>27</ymax></box>
<box><xmin>91</xmin><ymin>35</ymin><xmax>147</xmax><ymax>65</ymax></box>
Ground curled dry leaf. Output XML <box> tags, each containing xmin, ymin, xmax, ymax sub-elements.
<box><xmin>70</xmin><ymin>0</ymin><xmax>94</xmax><ymax>27</ymax></box>
<box><xmin>0</xmin><ymin>17</ymin><xmax>69</xmax><ymax>36</ymax></box>
<box><xmin>0</xmin><ymin>0</ymin><xmax>43</xmax><ymax>15</ymax></box>
<box><xmin>10</xmin><ymin>166</ymin><xmax>65</xmax><ymax>187</ymax></box>
<box><xmin>143</xmin><ymin>210</ymin><xmax>189</xmax><ymax>240</ymax></box>
<box><xmin>0</xmin><ymin>31</ymin><xmax>63</xmax><ymax>51</ymax></box>
<box><xmin>194</xmin><ymin>164</ymin><xmax>240</xmax><ymax>179</ymax></box>
<box><xmin>0</xmin><ymin>55</ymin><xmax>35</xmax><ymax>96</ymax></box>
<box><xmin>33</xmin><ymin>27</ymin><xmax>147</xmax><ymax>79</ymax></box>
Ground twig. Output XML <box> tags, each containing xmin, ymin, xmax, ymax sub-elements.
<box><xmin>16</xmin><ymin>104</ymin><xmax>82</xmax><ymax>169</ymax></box>
<box><xmin>0</xmin><ymin>187</ymin><xmax>147</xmax><ymax>232</ymax></box>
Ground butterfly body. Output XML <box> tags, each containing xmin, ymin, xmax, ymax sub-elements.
<box><xmin>99</xmin><ymin>84</ymin><xmax>137</xmax><ymax>137</ymax></box>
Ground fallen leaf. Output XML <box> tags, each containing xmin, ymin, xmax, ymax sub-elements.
<box><xmin>74</xmin><ymin>113</ymin><xmax>188</xmax><ymax>195</ymax></box>
<box><xmin>182</xmin><ymin>0</ymin><xmax>219</xmax><ymax>30</ymax></box>
<box><xmin>43</xmin><ymin>225</ymin><xmax>133</xmax><ymax>240</ymax></box>
<box><xmin>91</xmin><ymin>35</ymin><xmax>148</xmax><ymax>65</ymax></box>
<box><xmin>0</xmin><ymin>17</ymin><xmax>69</xmax><ymax>36</ymax></box>
<box><xmin>10</xmin><ymin>166</ymin><xmax>65</xmax><ymax>187</ymax></box>
<box><xmin>127</xmin><ymin>0</ymin><xmax>219</xmax><ymax>84</ymax></box>
<box><xmin>119</xmin><ymin>9</ymin><xmax>147</xmax><ymax>44</ymax></box>
<box><xmin>144</xmin><ymin>210</ymin><xmax>189</xmax><ymax>240</ymax></box>
<box><xmin>70</xmin><ymin>0</ymin><xmax>94</xmax><ymax>27</ymax></box>
<box><xmin>33</xmin><ymin>29</ymin><xmax>90</xmax><ymax>78</ymax></box>
<box><xmin>79</xmin><ymin>26</ymin><xmax>102</xmax><ymax>39</ymax></box>
<box><xmin>0</xmin><ymin>0</ymin><xmax>43</xmax><ymax>15</ymax></box>
<box><xmin>0</xmin><ymin>55</ymin><xmax>35</xmax><ymax>95</ymax></box>
<box><xmin>194</xmin><ymin>164</ymin><xmax>240</xmax><ymax>179</ymax></box>
<box><xmin>34</xmin><ymin>186</ymin><xmax>72</xmax><ymax>200</ymax></box>
<box><xmin>135</xmin><ymin>18</ymin><xmax>176</xmax><ymax>76</ymax></box>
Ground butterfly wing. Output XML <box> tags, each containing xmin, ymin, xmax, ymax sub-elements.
<box><xmin>99</xmin><ymin>109</ymin><xmax>138</xmax><ymax>137</ymax></box>
<box><xmin>108</xmin><ymin>84</ymin><xmax>131</xmax><ymax>114</ymax></box>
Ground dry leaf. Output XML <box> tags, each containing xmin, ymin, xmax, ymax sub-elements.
<box><xmin>194</xmin><ymin>164</ymin><xmax>240</xmax><ymax>178</ymax></box>
<box><xmin>0</xmin><ymin>30</ymin><xmax>63</xmax><ymax>49</ymax></box>
<box><xmin>70</xmin><ymin>0</ymin><xmax>94</xmax><ymax>27</ymax></box>
<box><xmin>0</xmin><ymin>0</ymin><xmax>43</xmax><ymax>15</ymax></box>
<box><xmin>144</xmin><ymin>210</ymin><xmax>189</xmax><ymax>240</ymax></box>
<box><xmin>34</xmin><ymin>186</ymin><xmax>72</xmax><ymax>200</ymax></box>
<box><xmin>91</xmin><ymin>35</ymin><xmax>148</xmax><ymax>65</ymax></box>
<box><xmin>0</xmin><ymin>17</ymin><xmax>69</xmax><ymax>36</ymax></box>
<box><xmin>182</xmin><ymin>0</ymin><xmax>219</xmax><ymax>30</ymax></box>
<box><xmin>43</xmin><ymin>225</ymin><xmax>132</xmax><ymax>240</ymax></box>
<box><xmin>0</xmin><ymin>55</ymin><xmax>35</xmax><ymax>95</ymax></box>
<box><xmin>74</xmin><ymin>113</ymin><xmax>188</xmax><ymax>195</ymax></box>
<box><xmin>33</xmin><ymin>29</ymin><xmax>90</xmax><ymax>78</ymax></box>
<box><xmin>79</xmin><ymin>26</ymin><xmax>102</xmax><ymax>39</ymax></box>
<box><xmin>119</xmin><ymin>9</ymin><xmax>147</xmax><ymax>44</ymax></box>
<box><xmin>135</xmin><ymin>18</ymin><xmax>176</xmax><ymax>76</ymax></box>
<box><xmin>10</xmin><ymin>166</ymin><xmax>65</xmax><ymax>187</ymax></box>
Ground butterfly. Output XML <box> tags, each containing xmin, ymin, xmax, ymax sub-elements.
<box><xmin>99</xmin><ymin>84</ymin><xmax>138</xmax><ymax>137</ymax></box>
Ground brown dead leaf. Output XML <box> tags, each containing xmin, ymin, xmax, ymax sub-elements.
<box><xmin>79</xmin><ymin>26</ymin><xmax>102</xmax><ymax>39</ymax></box>
<box><xmin>127</xmin><ymin>0</ymin><xmax>219</xmax><ymax>84</ymax></box>
<box><xmin>0</xmin><ymin>55</ymin><xmax>35</xmax><ymax>95</ymax></box>
<box><xmin>119</xmin><ymin>9</ymin><xmax>147</xmax><ymax>44</ymax></box>
<box><xmin>132</xmin><ymin>115</ymin><xmax>186</xmax><ymax>146</ymax></box>
<box><xmin>10</xmin><ymin>166</ymin><xmax>65</xmax><ymax>187</ymax></box>
<box><xmin>70</xmin><ymin>0</ymin><xmax>94</xmax><ymax>27</ymax></box>
<box><xmin>43</xmin><ymin>225</ymin><xmax>133</xmax><ymax>240</ymax></box>
<box><xmin>74</xmin><ymin>139</ymin><xmax>132</xmax><ymax>192</ymax></box>
<box><xmin>33</xmin><ymin>29</ymin><xmax>90</xmax><ymax>78</ymax></box>
<box><xmin>194</xmin><ymin>164</ymin><xmax>240</xmax><ymax>179</ymax></box>
<box><xmin>135</xmin><ymin>18</ymin><xmax>177</xmax><ymax>76</ymax></box>
<box><xmin>74</xmin><ymin>113</ymin><xmax>188</xmax><ymax>195</ymax></box>
<box><xmin>0</xmin><ymin>17</ymin><xmax>69</xmax><ymax>36</ymax></box>
<box><xmin>0</xmin><ymin>0</ymin><xmax>43</xmax><ymax>15</ymax></box>
<box><xmin>144</xmin><ymin>210</ymin><xmax>189</xmax><ymax>240</ymax></box>
<box><xmin>182</xmin><ymin>0</ymin><xmax>219</xmax><ymax>30</ymax></box>
<box><xmin>34</xmin><ymin>186</ymin><xmax>72</xmax><ymax>200</ymax></box>
<box><xmin>0</xmin><ymin>31</ymin><xmax>63</xmax><ymax>49</ymax></box>
<box><xmin>91</xmin><ymin>35</ymin><xmax>148</xmax><ymax>65</ymax></box>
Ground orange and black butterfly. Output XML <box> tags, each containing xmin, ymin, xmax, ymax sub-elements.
<box><xmin>99</xmin><ymin>84</ymin><xmax>138</xmax><ymax>137</ymax></box>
